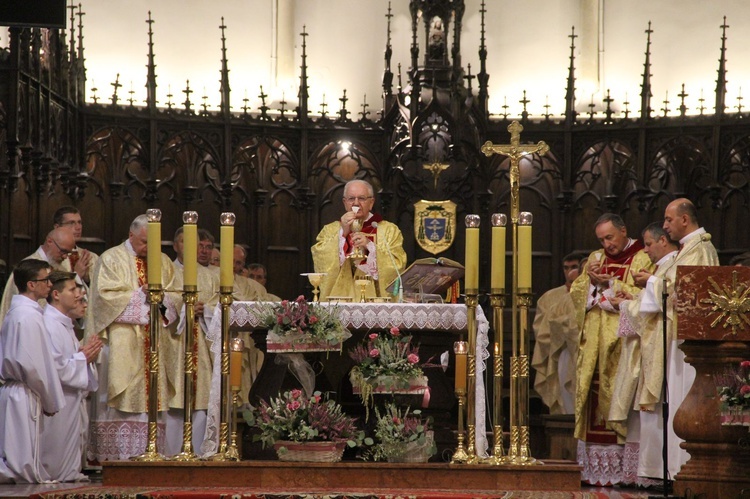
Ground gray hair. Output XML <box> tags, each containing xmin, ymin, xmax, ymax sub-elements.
<box><xmin>343</xmin><ymin>179</ymin><xmax>374</xmax><ymax>198</ymax></box>
<box><xmin>594</xmin><ymin>213</ymin><xmax>626</xmax><ymax>231</ymax></box>
<box><xmin>130</xmin><ymin>214</ymin><xmax>149</xmax><ymax>233</ymax></box>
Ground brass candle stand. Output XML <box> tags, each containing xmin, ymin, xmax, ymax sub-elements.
<box><xmin>208</xmin><ymin>286</ymin><xmax>235</xmax><ymax>460</ymax></box>
<box><xmin>514</xmin><ymin>289</ymin><xmax>536</xmax><ymax>464</ymax></box>
<box><xmin>464</xmin><ymin>292</ymin><xmax>480</xmax><ymax>464</ymax></box>
<box><xmin>225</xmin><ymin>337</ymin><xmax>245</xmax><ymax>461</ymax></box>
<box><xmin>485</xmin><ymin>291</ymin><xmax>507</xmax><ymax>465</ymax></box>
<box><xmin>451</xmin><ymin>386</ymin><xmax>469</xmax><ymax>464</ymax></box>
<box><xmin>133</xmin><ymin>284</ymin><xmax>166</xmax><ymax>461</ymax></box>
<box><xmin>173</xmin><ymin>284</ymin><xmax>199</xmax><ymax>461</ymax></box>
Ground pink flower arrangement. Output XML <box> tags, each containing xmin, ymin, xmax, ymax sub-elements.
<box><xmin>349</xmin><ymin>327</ymin><xmax>426</xmax><ymax>383</ymax></box>
<box><xmin>254</xmin><ymin>295</ymin><xmax>348</xmax><ymax>347</ymax></box>
<box><xmin>715</xmin><ymin>360</ymin><xmax>750</xmax><ymax>408</ymax></box>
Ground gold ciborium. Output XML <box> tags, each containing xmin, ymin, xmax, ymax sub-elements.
<box><xmin>355</xmin><ymin>275</ymin><xmax>372</xmax><ymax>303</ymax></box>
<box><xmin>301</xmin><ymin>272</ymin><xmax>326</xmax><ymax>302</ymax></box>
<box><xmin>348</xmin><ymin>207</ymin><xmax>365</xmax><ymax>260</ymax></box>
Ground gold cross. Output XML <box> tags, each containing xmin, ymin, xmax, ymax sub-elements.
<box><xmin>480</xmin><ymin>121</ymin><xmax>549</xmax><ymax>221</ymax></box>
<box><xmin>424</xmin><ymin>161</ymin><xmax>450</xmax><ymax>189</ymax></box>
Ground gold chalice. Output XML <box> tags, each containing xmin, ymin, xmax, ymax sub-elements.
<box><xmin>301</xmin><ymin>272</ymin><xmax>326</xmax><ymax>302</ymax></box>
<box><xmin>348</xmin><ymin>207</ymin><xmax>366</xmax><ymax>260</ymax></box>
<box><xmin>355</xmin><ymin>276</ymin><xmax>372</xmax><ymax>303</ymax></box>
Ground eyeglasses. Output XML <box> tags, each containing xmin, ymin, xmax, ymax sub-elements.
<box><xmin>29</xmin><ymin>276</ymin><xmax>52</xmax><ymax>283</ymax></box>
<box><xmin>343</xmin><ymin>196</ymin><xmax>373</xmax><ymax>203</ymax></box>
<box><xmin>52</xmin><ymin>238</ymin><xmax>74</xmax><ymax>257</ymax></box>
<box><xmin>59</xmin><ymin>220</ymin><xmax>83</xmax><ymax>226</ymax></box>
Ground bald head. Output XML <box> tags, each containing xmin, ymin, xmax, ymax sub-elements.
<box><xmin>663</xmin><ymin>198</ymin><xmax>700</xmax><ymax>242</ymax></box>
<box><xmin>43</xmin><ymin>228</ymin><xmax>76</xmax><ymax>265</ymax></box>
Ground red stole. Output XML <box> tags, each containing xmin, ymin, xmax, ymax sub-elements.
<box><xmin>599</xmin><ymin>239</ymin><xmax>644</xmax><ymax>281</ymax></box>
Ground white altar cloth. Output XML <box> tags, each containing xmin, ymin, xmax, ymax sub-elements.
<box><xmin>202</xmin><ymin>302</ymin><xmax>490</xmax><ymax>458</ymax></box>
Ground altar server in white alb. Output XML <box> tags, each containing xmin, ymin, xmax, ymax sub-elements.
<box><xmin>40</xmin><ymin>271</ymin><xmax>102</xmax><ymax>482</ymax></box>
<box><xmin>0</xmin><ymin>260</ymin><xmax>65</xmax><ymax>484</ymax></box>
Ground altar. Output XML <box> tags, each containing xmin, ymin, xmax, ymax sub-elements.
<box><xmin>204</xmin><ymin>301</ymin><xmax>492</xmax><ymax>459</ymax></box>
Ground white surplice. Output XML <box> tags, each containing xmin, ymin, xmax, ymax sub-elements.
<box><xmin>40</xmin><ymin>305</ymin><xmax>98</xmax><ymax>482</ymax></box>
<box><xmin>0</xmin><ymin>295</ymin><xmax>65</xmax><ymax>484</ymax></box>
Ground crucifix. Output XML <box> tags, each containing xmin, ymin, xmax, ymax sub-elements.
<box><xmin>481</xmin><ymin>121</ymin><xmax>549</xmax><ymax>222</ymax></box>
<box><xmin>423</xmin><ymin>160</ymin><xmax>450</xmax><ymax>189</ymax></box>
<box><xmin>479</xmin><ymin>120</ymin><xmax>549</xmax><ymax>465</ymax></box>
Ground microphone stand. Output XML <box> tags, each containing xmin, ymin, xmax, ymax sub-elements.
<box><xmin>649</xmin><ymin>277</ymin><xmax>677</xmax><ymax>498</ymax></box>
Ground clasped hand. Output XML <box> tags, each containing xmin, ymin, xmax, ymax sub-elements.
<box><xmin>586</xmin><ymin>260</ymin><xmax>612</xmax><ymax>286</ymax></box>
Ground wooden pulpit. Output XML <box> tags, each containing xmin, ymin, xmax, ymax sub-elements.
<box><xmin>674</xmin><ymin>266</ymin><xmax>750</xmax><ymax>498</ymax></box>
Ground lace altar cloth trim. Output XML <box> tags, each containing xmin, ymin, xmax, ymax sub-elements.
<box><xmin>226</xmin><ymin>302</ymin><xmax>473</xmax><ymax>332</ymax></box>
<box><xmin>577</xmin><ymin>440</ymin><xmax>661</xmax><ymax>487</ymax></box>
<box><xmin>88</xmin><ymin>420</ymin><xmax>166</xmax><ymax>462</ymax></box>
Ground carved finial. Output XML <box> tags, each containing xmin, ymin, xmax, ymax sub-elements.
<box><xmin>603</xmin><ymin>89</ymin><xmax>614</xmax><ymax>123</ymax></box>
<box><xmin>338</xmin><ymin>89</ymin><xmax>350</xmax><ymax>121</ymax></box>
<box><xmin>182</xmin><ymin>79</ymin><xmax>193</xmax><ymax>114</ymax></box>
<box><xmin>737</xmin><ymin>87</ymin><xmax>744</xmax><ymax>114</ymax></box>
<box><xmin>661</xmin><ymin>90</ymin><xmax>670</xmax><ymax>117</ymax></box>
<box><xmin>320</xmin><ymin>93</ymin><xmax>328</xmax><ymax>119</ymax></box>
<box><xmin>565</xmin><ymin>26</ymin><xmax>578</xmax><ymax>125</ymax></box>
<box><xmin>519</xmin><ymin>90</ymin><xmax>530</xmax><ymax>122</ymax></box>
<box><xmin>166</xmin><ymin>84</ymin><xmax>174</xmax><ymax>111</ymax></box>
<box><xmin>110</xmin><ymin>73</ymin><xmax>121</xmax><ymax>106</ymax></box>
<box><xmin>258</xmin><ymin>85</ymin><xmax>270</xmax><ymax>121</ymax></box>
<box><xmin>678</xmin><ymin>83</ymin><xmax>689</xmax><ymax>117</ymax></box>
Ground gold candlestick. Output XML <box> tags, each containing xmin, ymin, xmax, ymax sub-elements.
<box><xmin>173</xmin><ymin>211</ymin><xmax>200</xmax><ymax>462</ymax></box>
<box><xmin>451</xmin><ymin>341</ymin><xmax>469</xmax><ymax>464</ymax></box>
<box><xmin>225</xmin><ymin>337</ymin><xmax>244</xmax><ymax>461</ymax></box>
<box><xmin>463</xmin><ymin>214</ymin><xmax>480</xmax><ymax>464</ymax></box>
<box><xmin>355</xmin><ymin>277</ymin><xmax>370</xmax><ymax>303</ymax></box>
<box><xmin>133</xmin><ymin>209</ymin><xmax>165</xmax><ymax>462</ymax></box>
<box><xmin>210</xmin><ymin>212</ymin><xmax>236</xmax><ymax>461</ymax></box>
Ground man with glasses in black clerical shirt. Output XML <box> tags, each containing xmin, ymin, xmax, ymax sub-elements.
<box><xmin>0</xmin><ymin>259</ymin><xmax>65</xmax><ymax>484</ymax></box>
<box><xmin>0</xmin><ymin>227</ymin><xmax>77</xmax><ymax>323</ymax></box>
<box><xmin>311</xmin><ymin>179</ymin><xmax>406</xmax><ymax>301</ymax></box>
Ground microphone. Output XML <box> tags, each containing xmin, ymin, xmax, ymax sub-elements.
<box><xmin>372</xmin><ymin>221</ymin><xmax>404</xmax><ymax>303</ymax></box>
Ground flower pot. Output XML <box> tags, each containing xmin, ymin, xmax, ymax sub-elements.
<box><xmin>273</xmin><ymin>440</ymin><xmax>346</xmax><ymax>462</ymax></box>
<box><xmin>351</xmin><ymin>374</ymin><xmax>429</xmax><ymax>395</ymax></box>
<box><xmin>267</xmin><ymin>338</ymin><xmax>343</xmax><ymax>353</ymax></box>
<box><xmin>385</xmin><ymin>431</ymin><xmax>435</xmax><ymax>463</ymax></box>
<box><xmin>720</xmin><ymin>406</ymin><xmax>750</xmax><ymax>426</ymax></box>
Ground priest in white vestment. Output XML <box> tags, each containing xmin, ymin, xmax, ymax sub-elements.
<box><xmin>0</xmin><ymin>260</ymin><xmax>65</xmax><ymax>484</ymax></box>
<box><xmin>85</xmin><ymin>215</ymin><xmax>178</xmax><ymax>461</ymax></box>
<box><xmin>532</xmin><ymin>253</ymin><xmax>581</xmax><ymax>415</ymax></box>
<box><xmin>40</xmin><ymin>271</ymin><xmax>102</xmax><ymax>482</ymax></box>
<box><xmin>52</xmin><ymin>206</ymin><xmax>99</xmax><ymax>286</ymax></box>
<box><xmin>633</xmin><ymin>198</ymin><xmax>719</xmax><ymax>480</ymax></box>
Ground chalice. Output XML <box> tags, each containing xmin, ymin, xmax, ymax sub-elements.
<box><xmin>348</xmin><ymin>206</ymin><xmax>365</xmax><ymax>260</ymax></box>
<box><xmin>301</xmin><ymin>272</ymin><xmax>326</xmax><ymax>302</ymax></box>
<box><xmin>354</xmin><ymin>275</ymin><xmax>372</xmax><ymax>303</ymax></box>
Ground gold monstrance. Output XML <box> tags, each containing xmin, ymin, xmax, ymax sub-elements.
<box><xmin>481</xmin><ymin>121</ymin><xmax>548</xmax><ymax>465</ymax></box>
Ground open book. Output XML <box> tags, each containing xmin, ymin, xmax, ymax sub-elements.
<box><xmin>386</xmin><ymin>257</ymin><xmax>465</xmax><ymax>295</ymax></box>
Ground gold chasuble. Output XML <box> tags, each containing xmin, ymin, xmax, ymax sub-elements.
<box><xmin>569</xmin><ymin>242</ymin><xmax>651</xmax><ymax>443</ymax></box>
<box><xmin>86</xmin><ymin>243</ymin><xmax>175</xmax><ymax>413</ymax></box>
<box><xmin>312</xmin><ymin>216</ymin><xmax>406</xmax><ymax>301</ymax></box>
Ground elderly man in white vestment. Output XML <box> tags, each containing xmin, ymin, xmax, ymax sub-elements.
<box><xmin>0</xmin><ymin>260</ymin><xmax>65</xmax><ymax>484</ymax></box>
<box><xmin>163</xmin><ymin>227</ymin><xmax>219</xmax><ymax>456</ymax></box>
<box><xmin>40</xmin><ymin>272</ymin><xmax>102</xmax><ymax>481</ymax></box>
<box><xmin>629</xmin><ymin>198</ymin><xmax>719</xmax><ymax>481</ymax></box>
<box><xmin>532</xmin><ymin>253</ymin><xmax>581</xmax><ymax>415</ymax></box>
<box><xmin>0</xmin><ymin>228</ymin><xmax>76</xmax><ymax>322</ymax></box>
<box><xmin>86</xmin><ymin>214</ymin><xmax>178</xmax><ymax>461</ymax></box>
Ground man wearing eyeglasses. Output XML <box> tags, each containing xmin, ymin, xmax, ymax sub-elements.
<box><xmin>0</xmin><ymin>228</ymin><xmax>77</xmax><ymax>323</ymax></box>
<box><xmin>312</xmin><ymin>179</ymin><xmax>406</xmax><ymax>301</ymax></box>
<box><xmin>53</xmin><ymin>206</ymin><xmax>99</xmax><ymax>286</ymax></box>
<box><xmin>0</xmin><ymin>259</ymin><xmax>65</xmax><ymax>483</ymax></box>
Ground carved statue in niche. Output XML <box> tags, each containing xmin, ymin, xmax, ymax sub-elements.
<box><xmin>428</xmin><ymin>16</ymin><xmax>445</xmax><ymax>61</ymax></box>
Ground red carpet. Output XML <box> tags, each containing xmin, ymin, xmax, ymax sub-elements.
<box><xmin>29</xmin><ymin>485</ymin><xmax>644</xmax><ymax>499</ymax></box>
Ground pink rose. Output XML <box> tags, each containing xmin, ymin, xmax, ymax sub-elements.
<box><xmin>740</xmin><ymin>385</ymin><xmax>750</xmax><ymax>395</ymax></box>
<box><xmin>287</xmin><ymin>401</ymin><xmax>301</xmax><ymax>411</ymax></box>
<box><xmin>369</xmin><ymin>333</ymin><xmax>379</xmax><ymax>340</ymax></box>
<box><xmin>741</xmin><ymin>361</ymin><xmax>750</xmax><ymax>369</ymax></box>
<box><xmin>392</xmin><ymin>417</ymin><xmax>401</xmax><ymax>424</ymax></box>
<box><xmin>309</xmin><ymin>316</ymin><xmax>318</xmax><ymax>324</ymax></box>
<box><xmin>369</xmin><ymin>348</ymin><xmax>380</xmax><ymax>358</ymax></box>
<box><xmin>281</xmin><ymin>300</ymin><xmax>289</xmax><ymax>306</ymax></box>
<box><xmin>407</xmin><ymin>353</ymin><xmax>419</xmax><ymax>364</ymax></box>
<box><xmin>390</xmin><ymin>327</ymin><xmax>400</xmax><ymax>336</ymax></box>
<box><xmin>290</xmin><ymin>389</ymin><xmax>302</xmax><ymax>399</ymax></box>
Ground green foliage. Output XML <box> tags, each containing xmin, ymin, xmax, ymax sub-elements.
<box><xmin>364</xmin><ymin>403</ymin><xmax>436</xmax><ymax>462</ymax></box>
